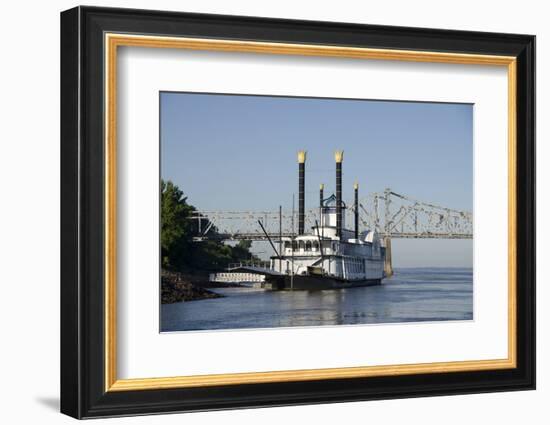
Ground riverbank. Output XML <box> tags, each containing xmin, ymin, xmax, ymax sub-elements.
<box><xmin>161</xmin><ymin>270</ymin><xmax>223</xmax><ymax>304</ymax></box>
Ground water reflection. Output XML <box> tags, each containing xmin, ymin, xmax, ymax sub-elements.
<box><xmin>161</xmin><ymin>268</ymin><xmax>473</xmax><ymax>332</ymax></box>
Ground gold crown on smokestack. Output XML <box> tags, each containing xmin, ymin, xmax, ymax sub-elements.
<box><xmin>334</xmin><ymin>150</ymin><xmax>344</xmax><ymax>163</ymax></box>
<box><xmin>320</xmin><ymin>183</ymin><xmax>325</xmax><ymax>190</ymax></box>
<box><xmin>297</xmin><ymin>150</ymin><xmax>307</xmax><ymax>163</ymax></box>
<box><xmin>354</xmin><ymin>181</ymin><xmax>359</xmax><ymax>190</ymax></box>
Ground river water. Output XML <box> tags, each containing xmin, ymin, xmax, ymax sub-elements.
<box><xmin>160</xmin><ymin>268</ymin><xmax>473</xmax><ymax>332</ymax></box>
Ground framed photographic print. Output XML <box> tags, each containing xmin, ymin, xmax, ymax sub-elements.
<box><xmin>60</xmin><ymin>6</ymin><xmax>535</xmax><ymax>419</ymax></box>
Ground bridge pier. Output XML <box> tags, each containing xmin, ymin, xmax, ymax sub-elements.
<box><xmin>384</xmin><ymin>236</ymin><xmax>393</xmax><ymax>278</ymax></box>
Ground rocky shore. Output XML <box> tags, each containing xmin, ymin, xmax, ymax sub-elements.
<box><xmin>161</xmin><ymin>270</ymin><xmax>223</xmax><ymax>304</ymax></box>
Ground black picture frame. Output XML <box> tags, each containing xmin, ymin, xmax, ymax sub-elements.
<box><xmin>61</xmin><ymin>5</ymin><xmax>535</xmax><ymax>419</ymax></box>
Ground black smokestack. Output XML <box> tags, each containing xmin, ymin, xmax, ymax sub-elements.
<box><xmin>298</xmin><ymin>150</ymin><xmax>306</xmax><ymax>235</ymax></box>
<box><xmin>319</xmin><ymin>183</ymin><xmax>324</xmax><ymax>227</ymax></box>
<box><xmin>354</xmin><ymin>182</ymin><xmax>359</xmax><ymax>240</ymax></box>
<box><xmin>335</xmin><ymin>151</ymin><xmax>344</xmax><ymax>238</ymax></box>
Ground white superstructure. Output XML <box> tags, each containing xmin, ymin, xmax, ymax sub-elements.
<box><xmin>270</xmin><ymin>195</ymin><xmax>385</xmax><ymax>282</ymax></box>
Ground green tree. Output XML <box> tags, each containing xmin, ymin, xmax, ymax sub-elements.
<box><xmin>161</xmin><ymin>179</ymin><xmax>259</xmax><ymax>272</ymax></box>
<box><xmin>161</xmin><ymin>180</ymin><xmax>194</xmax><ymax>269</ymax></box>
<box><xmin>236</xmin><ymin>240</ymin><xmax>252</xmax><ymax>250</ymax></box>
<box><xmin>231</xmin><ymin>240</ymin><xmax>254</xmax><ymax>262</ymax></box>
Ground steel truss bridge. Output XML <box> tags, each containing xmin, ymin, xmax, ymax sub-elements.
<box><xmin>191</xmin><ymin>189</ymin><xmax>472</xmax><ymax>241</ymax></box>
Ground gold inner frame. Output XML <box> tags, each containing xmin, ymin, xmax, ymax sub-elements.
<box><xmin>104</xmin><ymin>33</ymin><xmax>517</xmax><ymax>392</ymax></box>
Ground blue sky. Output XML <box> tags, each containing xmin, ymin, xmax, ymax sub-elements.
<box><xmin>161</xmin><ymin>92</ymin><xmax>473</xmax><ymax>267</ymax></box>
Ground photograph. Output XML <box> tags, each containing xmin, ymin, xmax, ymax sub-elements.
<box><xmin>159</xmin><ymin>92</ymin><xmax>474</xmax><ymax>332</ymax></box>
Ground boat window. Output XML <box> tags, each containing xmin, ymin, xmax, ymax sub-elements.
<box><xmin>292</xmin><ymin>240</ymin><xmax>298</xmax><ymax>250</ymax></box>
<box><xmin>284</xmin><ymin>241</ymin><xmax>290</xmax><ymax>249</ymax></box>
<box><xmin>298</xmin><ymin>240</ymin><xmax>305</xmax><ymax>251</ymax></box>
<box><xmin>305</xmin><ymin>241</ymin><xmax>312</xmax><ymax>251</ymax></box>
<box><xmin>312</xmin><ymin>241</ymin><xmax>318</xmax><ymax>251</ymax></box>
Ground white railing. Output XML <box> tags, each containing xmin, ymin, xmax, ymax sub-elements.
<box><xmin>210</xmin><ymin>272</ymin><xmax>266</xmax><ymax>283</ymax></box>
<box><xmin>227</xmin><ymin>260</ymin><xmax>271</xmax><ymax>270</ymax></box>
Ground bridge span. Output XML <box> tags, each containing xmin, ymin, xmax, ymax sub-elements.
<box><xmin>190</xmin><ymin>188</ymin><xmax>472</xmax><ymax>242</ymax></box>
